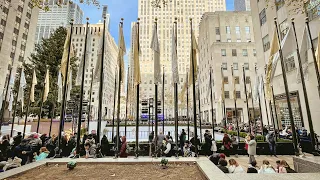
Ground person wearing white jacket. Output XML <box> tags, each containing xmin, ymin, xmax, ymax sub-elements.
<box><xmin>228</xmin><ymin>159</ymin><xmax>245</xmax><ymax>173</ymax></box>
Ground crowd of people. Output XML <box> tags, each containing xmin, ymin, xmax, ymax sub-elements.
<box><xmin>209</xmin><ymin>153</ymin><xmax>296</xmax><ymax>174</ymax></box>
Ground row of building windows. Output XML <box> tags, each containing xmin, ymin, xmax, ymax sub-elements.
<box><xmin>221</xmin><ymin>62</ymin><xmax>251</xmax><ymax>70</ymax></box>
<box><xmin>221</xmin><ymin>49</ymin><xmax>256</xmax><ymax>57</ymax></box>
<box><xmin>223</xmin><ymin>76</ymin><xmax>251</xmax><ymax>84</ymax></box>
<box><xmin>215</xmin><ymin>26</ymin><xmax>250</xmax><ymax>35</ymax></box>
<box><xmin>223</xmin><ymin>91</ymin><xmax>252</xmax><ymax>99</ymax></box>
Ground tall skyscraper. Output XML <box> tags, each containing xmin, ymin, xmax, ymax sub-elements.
<box><xmin>234</xmin><ymin>0</ymin><xmax>251</xmax><ymax>11</ymax></box>
<box><xmin>0</xmin><ymin>0</ymin><xmax>40</xmax><ymax>114</ymax></box>
<box><xmin>101</xmin><ymin>5</ymin><xmax>110</xmax><ymax>30</ymax></box>
<box><xmin>134</xmin><ymin>0</ymin><xmax>226</xmax><ymax>117</ymax></box>
<box><xmin>34</xmin><ymin>0</ymin><xmax>84</xmax><ymax>44</ymax></box>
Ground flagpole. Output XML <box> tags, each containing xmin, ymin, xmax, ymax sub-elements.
<box><xmin>274</xmin><ymin>18</ymin><xmax>298</xmax><ymax>154</ymax></box>
<box><xmin>36</xmin><ymin>66</ymin><xmax>48</xmax><ymax>133</ymax></box>
<box><xmin>75</xmin><ymin>18</ymin><xmax>89</xmax><ymax>156</ymax></box>
<box><xmin>271</xmin><ymin>85</ymin><xmax>278</xmax><ymax>140</ymax></box>
<box><xmin>198</xmin><ymin>86</ymin><xmax>202</xmax><ymax>143</ymax></box>
<box><xmin>112</xmin><ymin>69</ymin><xmax>117</xmax><ymax>142</ymax></box>
<box><xmin>262</xmin><ymin>66</ymin><xmax>271</xmax><ymax>131</ymax></box>
<box><xmin>135</xmin><ymin>18</ymin><xmax>140</xmax><ymax>158</ymax></box>
<box><xmin>0</xmin><ymin>65</ymin><xmax>13</xmax><ymax>131</ymax></box>
<box><xmin>125</xmin><ymin>66</ymin><xmax>130</xmax><ymax>137</ymax></box>
<box><xmin>11</xmin><ymin>67</ymin><xmax>22</xmax><ymax>137</ymax></box>
<box><xmin>162</xmin><ymin>65</ymin><xmax>165</xmax><ymax>133</ymax></box>
<box><xmin>87</xmin><ymin>69</ymin><xmax>94</xmax><ymax>133</ymax></box>
<box><xmin>263</xmin><ymin>66</ymin><xmax>276</xmax><ymax>134</ymax></box>
<box><xmin>186</xmin><ymin>72</ymin><xmax>189</xmax><ymax>140</ymax></box>
<box><xmin>209</xmin><ymin>67</ymin><xmax>215</xmax><ymax>139</ymax></box>
<box><xmin>221</xmin><ymin>66</ymin><xmax>227</xmax><ymax>128</ymax></box>
<box><xmin>292</xmin><ymin>18</ymin><xmax>317</xmax><ymax>152</ymax></box>
<box><xmin>173</xmin><ymin>18</ymin><xmax>179</xmax><ymax>156</ymax></box>
<box><xmin>49</xmin><ymin>103</ymin><xmax>54</xmax><ymax>137</ymax></box>
<box><xmin>190</xmin><ymin>18</ymin><xmax>198</xmax><ymax>156</ymax></box>
<box><xmin>23</xmin><ymin>68</ymin><xmax>35</xmax><ymax>138</ymax></box>
<box><xmin>115</xmin><ymin>18</ymin><xmax>124</xmax><ymax>158</ymax></box>
<box><xmin>305</xmin><ymin>17</ymin><xmax>320</xmax><ymax>97</ymax></box>
<box><xmin>249</xmin><ymin>79</ymin><xmax>256</xmax><ymax>136</ymax></box>
<box><xmin>153</xmin><ymin>18</ymin><xmax>159</xmax><ymax>155</ymax></box>
<box><xmin>255</xmin><ymin>66</ymin><xmax>264</xmax><ymax>136</ymax></box>
<box><xmin>231</xmin><ymin>66</ymin><xmax>240</xmax><ymax>143</ymax></box>
<box><xmin>242</xmin><ymin>65</ymin><xmax>251</xmax><ymax>133</ymax></box>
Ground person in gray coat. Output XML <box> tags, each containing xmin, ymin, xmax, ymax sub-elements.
<box><xmin>245</xmin><ymin>135</ymin><xmax>257</xmax><ymax>164</ymax></box>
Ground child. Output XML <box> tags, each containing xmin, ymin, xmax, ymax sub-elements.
<box><xmin>275</xmin><ymin>160</ymin><xmax>280</xmax><ymax>173</ymax></box>
<box><xmin>34</xmin><ymin>147</ymin><xmax>49</xmax><ymax>161</ymax></box>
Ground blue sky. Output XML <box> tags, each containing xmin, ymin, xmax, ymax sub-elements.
<box><xmin>79</xmin><ymin>0</ymin><xmax>234</xmax><ymax>66</ymax></box>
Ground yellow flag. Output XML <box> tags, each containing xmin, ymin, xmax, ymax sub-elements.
<box><xmin>316</xmin><ymin>31</ymin><xmax>320</xmax><ymax>72</ymax></box>
<box><xmin>61</xmin><ymin>30</ymin><xmax>71</xmax><ymax>79</ymax></box>
<box><xmin>133</xmin><ymin>23</ymin><xmax>141</xmax><ymax>85</ymax></box>
<box><xmin>30</xmin><ymin>69</ymin><xmax>37</xmax><ymax>103</ymax></box>
<box><xmin>265</xmin><ymin>28</ymin><xmax>280</xmax><ymax>100</ymax></box>
<box><xmin>188</xmin><ymin>30</ymin><xmax>198</xmax><ymax>85</ymax></box>
<box><xmin>43</xmin><ymin>69</ymin><xmax>50</xmax><ymax>102</ymax></box>
<box><xmin>118</xmin><ymin>22</ymin><xmax>126</xmax><ymax>83</ymax></box>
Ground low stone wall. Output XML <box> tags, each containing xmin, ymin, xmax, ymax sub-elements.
<box><xmin>293</xmin><ymin>156</ymin><xmax>320</xmax><ymax>173</ymax></box>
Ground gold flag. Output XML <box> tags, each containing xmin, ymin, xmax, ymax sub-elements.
<box><xmin>118</xmin><ymin>22</ymin><xmax>126</xmax><ymax>83</ymax></box>
<box><xmin>43</xmin><ymin>69</ymin><xmax>50</xmax><ymax>102</ymax></box>
<box><xmin>188</xmin><ymin>30</ymin><xmax>198</xmax><ymax>85</ymax></box>
<box><xmin>61</xmin><ymin>30</ymin><xmax>71</xmax><ymax>79</ymax></box>
<box><xmin>133</xmin><ymin>23</ymin><xmax>141</xmax><ymax>85</ymax></box>
<box><xmin>30</xmin><ymin>69</ymin><xmax>37</xmax><ymax>103</ymax></box>
<box><xmin>265</xmin><ymin>28</ymin><xmax>280</xmax><ymax>100</ymax></box>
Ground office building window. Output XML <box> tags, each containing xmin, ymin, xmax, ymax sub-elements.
<box><xmin>262</xmin><ymin>35</ymin><xmax>270</xmax><ymax>52</ymax></box>
<box><xmin>222</xmin><ymin>62</ymin><xmax>227</xmax><ymax>70</ymax></box>
<box><xmin>279</xmin><ymin>19</ymin><xmax>289</xmax><ymax>40</ymax></box>
<box><xmin>235</xmin><ymin>26</ymin><xmax>240</xmax><ymax>34</ymax></box>
<box><xmin>215</xmin><ymin>27</ymin><xmax>220</xmax><ymax>35</ymax></box>
<box><xmin>225</xmin><ymin>91</ymin><xmax>230</xmax><ymax>99</ymax></box>
<box><xmin>285</xmin><ymin>55</ymin><xmax>296</xmax><ymax>72</ymax></box>
<box><xmin>245</xmin><ymin>76</ymin><xmax>251</xmax><ymax>84</ymax></box>
<box><xmin>233</xmin><ymin>63</ymin><xmax>239</xmax><ymax>70</ymax></box>
<box><xmin>276</xmin><ymin>0</ymin><xmax>285</xmax><ymax>11</ymax></box>
<box><xmin>227</xmin><ymin>38</ymin><xmax>232</xmax><ymax>42</ymax></box>
<box><xmin>221</xmin><ymin>49</ymin><xmax>226</xmax><ymax>56</ymax></box>
<box><xmin>253</xmin><ymin>49</ymin><xmax>257</xmax><ymax>56</ymax></box>
<box><xmin>259</xmin><ymin>8</ymin><xmax>267</xmax><ymax>26</ymax></box>
<box><xmin>236</xmin><ymin>91</ymin><xmax>241</xmax><ymax>99</ymax></box>
<box><xmin>245</xmin><ymin>26</ymin><xmax>250</xmax><ymax>34</ymax></box>
<box><xmin>232</xmin><ymin>49</ymin><xmax>237</xmax><ymax>56</ymax></box>
<box><xmin>226</xmin><ymin>26</ymin><xmax>231</xmax><ymax>34</ymax></box>
<box><xmin>224</xmin><ymin>77</ymin><xmax>229</xmax><ymax>84</ymax></box>
<box><xmin>242</xmin><ymin>49</ymin><xmax>248</xmax><ymax>56</ymax></box>
<box><xmin>244</xmin><ymin>63</ymin><xmax>249</xmax><ymax>70</ymax></box>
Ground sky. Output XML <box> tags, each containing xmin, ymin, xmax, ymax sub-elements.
<box><xmin>79</xmin><ymin>0</ymin><xmax>234</xmax><ymax>66</ymax></box>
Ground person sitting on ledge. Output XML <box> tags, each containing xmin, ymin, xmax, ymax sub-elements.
<box><xmin>34</xmin><ymin>147</ymin><xmax>49</xmax><ymax>161</ymax></box>
<box><xmin>217</xmin><ymin>158</ymin><xmax>229</xmax><ymax>173</ymax></box>
<box><xmin>119</xmin><ymin>136</ymin><xmax>128</xmax><ymax>158</ymax></box>
<box><xmin>247</xmin><ymin>160</ymin><xmax>258</xmax><ymax>173</ymax></box>
<box><xmin>228</xmin><ymin>159</ymin><xmax>244</xmax><ymax>173</ymax></box>
<box><xmin>259</xmin><ymin>160</ymin><xmax>276</xmax><ymax>174</ymax></box>
<box><xmin>163</xmin><ymin>135</ymin><xmax>172</xmax><ymax>157</ymax></box>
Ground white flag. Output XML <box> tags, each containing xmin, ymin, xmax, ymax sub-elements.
<box><xmin>30</xmin><ymin>69</ymin><xmax>37</xmax><ymax>103</ymax></box>
<box><xmin>76</xmin><ymin>30</ymin><xmax>91</xmax><ymax>86</ymax></box>
<box><xmin>253</xmin><ymin>76</ymin><xmax>260</xmax><ymax>102</ymax></box>
<box><xmin>18</xmin><ymin>69</ymin><xmax>27</xmax><ymax>111</ymax></box>
<box><xmin>6</xmin><ymin>73</ymin><xmax>15</xmax><ymax>102</ymax></box>
<box><xmin>94</xmin><ymin>31</ymin><xmax>104</xmax><ymax>81</ymax></box>
<box><xmin>43</xmin><ymin>69</ymin><xmax>50</xmax><ymax>102</ymax></box>
<box><xmin>171</xmin><ymin>25</ymin><xmax>179</xmax><ymax>84</ymax></box>
<box><xmin>67</xmin><ymin>69</ymin><xmax>72</xmax><ymax>101</ymax></box>
<box><xmin>133</xmin><ymin>23</ymin><xmax>141</xmax><ymax>85</ymax></box>
<box><xmin>8</xmin><ymin>92</ymin><xmax>13</xmax><ymax>112</ymax></box>
<box><xmin>57</xmin><ymin>71</ymin><xmax>63</xmax><ymax>103</ymax></box>
<box><xmin>297</xmin><ymin>27</ymin><xmax>310</xmax><ymax>83</ymax></box>
<box><xmin>150</xmin><ymin>23</ymin><xmax>161</xmax><ymax>84</ymax></box>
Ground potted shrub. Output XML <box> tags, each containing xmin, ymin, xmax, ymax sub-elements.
<box><xmin>160</xmin><ymin>158</ymin><xmax>168</xmax><ymax>169</ymax></box>
<box><xmin>67</xmin><ymin>161</ymin><xmax>77</xmax><ymax>170</ymax></box>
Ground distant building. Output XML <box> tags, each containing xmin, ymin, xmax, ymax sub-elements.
<box><xmin>234</xmin><ymin>0</ymin><xmax>251</xmax><ymax>11</ymax></box>
<box><xmin>34</xmin><ymin>0</ymin><xmax>84</xmax><ymax>44</ymax></box>
<box><xmin>101</xmin><ymin>5</ymin><xmax>110</xmax><ymax>30</ymax></box>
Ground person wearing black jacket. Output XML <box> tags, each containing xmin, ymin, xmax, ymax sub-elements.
<box><xmin>217</xmin><ymin>159</ymin><xmax>229</xmax><ymax>173</ymax></box>
<box><xmin>101</xmin><ymin>135</ymin><xmax>109</xmax><ymax>156</ymax></box>
<box><xmin>14</xmin><ymin>139</ymin><xmax>32</xmax><ymax>165</ymax></box>
<box><xmin>13</xmin><ymin>132</ymin><xmax>22</xmax><ymax>147</ymax></box>
<box><xmin>247</xmin><ymin>161</ymin><xmax>258</xmax><ymax>173</ymax></box>
<box><xmin>203</xmin><ymin>130</ymin><xmax>213</xmax><ymax>156</ymax></box>
<box><xmin>0</xmin><ymin>136</ymin><xmax>10</xmax><ymax>161</ymax></box>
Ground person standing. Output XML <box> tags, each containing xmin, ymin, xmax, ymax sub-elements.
<box><xmin>179</xmin><ymin>129</ymin><xmax>187</xmax><ymax>151</ymax></box>
<box><xmin>245</xmin><ymin>135</ymin><xmax>257</xmax><ymax>164</ymax></box>
<box><xmin>266</xmin><ymin>132</ymin><xmax>277</xmax><ymax>157</ymax></box>
<box><xmin>203</xmin><ymin>130</ymin><xmax>213</xmax><ymax>156</ymax></box>
<box><xmin>231</xmin><ymin>135</ymin><xmax>238</xmax><ymax>156</ymax></box>
<box><xmin>222</xmin><ymin>133</ymin><xmax>232</xmax><ymax>157</ymax></box>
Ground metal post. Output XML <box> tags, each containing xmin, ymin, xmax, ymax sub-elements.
<box><xmin>274</xmin><ymin>18</ymin><xmax>298</xmax><ymax>154</ymax></box>
<box><xmin>112</xmin><ymin>69</ymin><xmax>117</xmax><ymax>142</ymax></box>
<box><xmin>36</xmin><ymin>67</ymin><xmax>48</xmax><ymax>133</ymax></box>
<box><xmin>249</xmin><ymin>81</ymin><xmax>256</xmax><ymax>136</ymax></box>
<box><xmin>135</xmin><ymin>19</ymin><xmax>140</xmax><ymax>158</ymax></box>
<box><xmin>292</xmin><ymin>19</ymin><xmax>316</xmax><ymax>152</ymax></box>
<box><xmin>23</xmin><ymin>69</ymin><xmax>35</xmax><ymax>138</ymax></box>
<box><xmin>255</xmin><ymin>66</ymin><xmax>264</xmax><ymax>135</ymax></box>
<box><xmin>242</xmin><ymin>66</ymin><xmax>251</xmax><ymax>133</ymax></box>
<box><xmin>187</xmin><ymin>73</ymin><xmax>189</xmax><ymax>140</ymax></box>
<box><xmin>262</xmin><ymin>67</ymin><xmax>271</xmax><ymax>131</ymax></box>
<box><xmin>11</xmin><ymin>67</ymin><xmax>22</xmax><ymax>137</ymax></box>
<box><xmin>209</xmin><ymin>67</ymin><xmax>215</xmax><ymax>139</ymax></box>
<box><xmin>76</xmin><ymin>19</ymin><xmax>89</xmax><ymax>156</ymax></box>
<box><xmin>162</xmin><ymin>65</ymin><xmax>165</xmax><ymax>133</ymax></box>
<box><xmin>57</xmin><ymin>20</ymin><xmax>74</xmax><ymax>152</ymax></box>
<box><xmin>87</xmin><ymin>69</ymin><xmax>94</xmax><ymax>133</ymax></box>
<box><xmin>305</xmin><ymin>17</ymin><xmax>320</xmax><ymax>97</ymax></box>
<box><xmin>271</xmin><ymin>86</ymin><xmax>278</xmax><ymax>140</ymax></box>
<box><xmin>190</xmin><ymin>18</ymin><xmax>198</xmax><ymax>156</ymax></box>
<box><xmin>125</xmin><ymin>66</ymin><xmax>130</xmax><ymax>137</ymax></box>
<box><xmin>0</xmin><ymin>65</ymin><xmax>13</xmax><ymax>130</ymax></box>
<box><xmin>49</xmin><ymin>103</ymin><xmax>54</xmax><ymax>137</ymax></box>
<box><xmin>198</xmin><ymin>87</ymin><xmax>202</xmax><ymax>143</ymax></box>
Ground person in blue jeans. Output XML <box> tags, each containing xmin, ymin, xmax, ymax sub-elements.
<box><xmin>266</xmin><ymin>132</ymin><xmax>277</xmax><ymax>157</ymax></box>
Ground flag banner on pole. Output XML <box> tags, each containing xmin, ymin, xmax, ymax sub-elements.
<box><xmin>0</xmin><ymin>92</ymin><xmax>3</xmax><ymax>111</ymax></box>
<box><xmin>253</xmin><ymin>75</ymin><xmax>260</xmax><ymax>102</ymax></box>
<box><xmin>43</xmin><ymin>69</ymin><xmax>50</xmax><ymax>102</ymax></box>
<box><xmin>179</xmin><ymin>77</ymin><xmax>188</xmax><ymax>102</ymax></box>
<box><xmin>297</xmin><ymin>27</ymin><xmax>311</xmax><ymax>83</ymax></box>
<box><xmin>94</xmin><ymin>31</ymin><xmax>104</xmax><ymax>82</ymax></box>
<box><xmin>67</xmin><ymin>69</ymin><xmax>72</xmax><ymax>101</ymax></box>
<box><xmin>265</xmin><ymin>28</ymin><xmax>280</xmax><ymax>100</ymax></box>
<box><xmin>151</xmin><ymin>23</ymin><xmax>160</xmax><ymax>85</ymax></box>
<box><xmin>76</xmin><ymin>31</ymin><xmax>91</xmax><ymax>86</ymax></box>
<box><xmin>6</xmin><ymin>73</ymin><xmax>15</xmax><ymax>102</ymax></box>
<box><xmin>58</xmin><ymin>70</ymin><xmax>63</xmax><ymax>103</ymax></box>
<box><xmin>118</xmin><ymin>22</ymin><xmax>126</xmax><ymax>83</ymax></box>
<box><xmin>188</xmin><ymin>30</ymin><xmax>198</xmax><ymax>85</ymax></box>
<box><xmin>61</xmin><ymin>30</ymin><xmax>72</xmax><ymax>79</ymax></box>
<box><xmin>259</xmin><ymin>76</ymin><xmax>263</xmax><ymax>98</ymax></box>
<box><xmin>8</xmin><ymin>92</ymin><xmax>13</xmax><ymax>112</ymax></box>
<box><xmin>232</xmin><ymin>73</ymin><xmax>237</xmax><ymax>100</ymax></box>
<box><xmin>316</xmin><ymin>31</ymin><xmax>320</xmax><ymax>72</ymax></box>
<box><xmin>221</xmin><ymin>68</ymin><xmax>225</xmax><ymax>101</ymax></box>
<box><xmin>30</xmin><ymin>69</ymin><xmax>37</xmax><ymax>103</ymax></box>
<box><xmin>18</xmin><ymin>69</ymin><xmax>27</xmax><ymax>111</ymax></box>
<box><xmin>171</xmin><ymin>25</ymin><xmax>179</xmax><ymax>84</ymax></box>
<box><xmin>133</xmin><ymin>23</ymin><xmax>141</xmax><ymax>85</ymax></box>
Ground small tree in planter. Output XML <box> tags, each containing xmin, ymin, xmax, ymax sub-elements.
<box><xmin>67</xmin><ymin>161</ymin><xmax>77</xmax><ymax>170</ymax></box>
<box><xmin>161</xmin><ymin>158</ymin><xmax>168</xmax><ymax>169</ymax></box>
